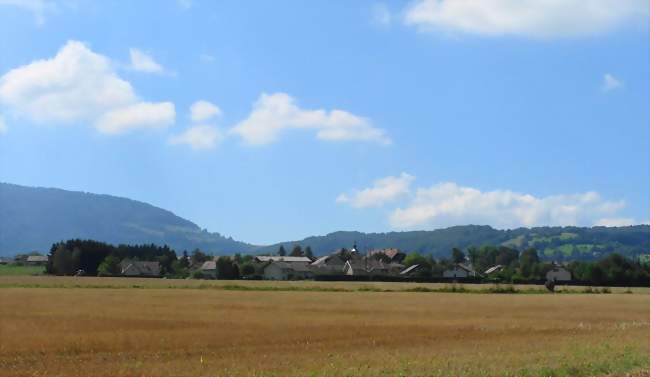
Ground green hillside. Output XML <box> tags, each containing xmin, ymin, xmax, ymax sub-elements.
<box><xmin>0</xmin><ymin>183</ymin><xmax>255</xmax><ymax>256</ymax></box>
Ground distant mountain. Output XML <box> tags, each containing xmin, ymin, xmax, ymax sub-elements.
<box><xmin>0</xmin><ymin>183</ymin><xmax>255</xmax><ymax>256</ymax></box>
<box><xmin>2</xmin><ymin>182</ymin><xmax>648</xmax><ymax>261</ymax></box>
<box><xmin>259</xmin><ymin>225</ymin><xmax>650</xmax><ymax>260</ymax></box>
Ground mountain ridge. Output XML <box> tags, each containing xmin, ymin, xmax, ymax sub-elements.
<box><xmin>1</xmin><ymin>182</ymin><xmax>648</xmax><ymax>260</ymax></box>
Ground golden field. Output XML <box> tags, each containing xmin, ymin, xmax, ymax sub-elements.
<box><xmin>0</xmin><ymin>277</ymin><xmax>649</xmax><ymax>377</ymax></box>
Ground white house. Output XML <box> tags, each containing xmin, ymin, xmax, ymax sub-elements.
<box><xmin>546</xmin><ymin>266</ymin><xmax>571</xmax><ymax>282</ymax></box>
<box><xmin>443</xmin><ymin>264</ymin><xmax>478</xmax><ymax>278</ymax></box>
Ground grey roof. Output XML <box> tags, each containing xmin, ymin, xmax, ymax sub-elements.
<box><xmin>201</xmin><ymin>261</ymin><xmax>217</xmax><ymax>270</ymax></box>
<box><xmin>120</xmin><ymin>261</ymin><xmax>160</xmax><ymax>276</ymax></box>
<box><xmin>26</xmin><ymin>255</ymin><xmax>48</xmax><ymax>262</ymax></box>
<box><xmin>255</xmin><ymin>256</ymin><xmax>312</xmax><ymax>263</ymax></box>
<box><xmin>265</xmin><ymin>261</ymin><xmax>312</xmax><ymax>272</ymax></box>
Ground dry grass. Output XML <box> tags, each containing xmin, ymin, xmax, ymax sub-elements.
<box><xmin>0</xmin><ymin>277</ymin><xmax>649</xmax><ymax>376</ymax></box>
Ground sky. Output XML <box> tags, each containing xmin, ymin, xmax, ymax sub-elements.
<box><xmin>0</xmin><ymin>0</ymin><xmax>649</xmax><ymax>245</ymax></box>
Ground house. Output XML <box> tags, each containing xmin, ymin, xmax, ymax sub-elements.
<box><xmin>546</xmin><ymin>266</ymin><xmax>571</xmax><ymax>282</ymax></box>
<box><xmin>200</xmin><ymin>260</ymin><xmax>218</xmax><ymax>279</ymax></box>
<box><xmin>369</xmin><ymin>248</ymin><xmax>406</xmax><ymax>263</ymax></box>
<box><xmin>25</xmin><ymin>255</ymin><xmax>48</xmax><ymax>265</ymax></box>
<box><xmin>443</xmin><ymin>264</ymin><xmax>478</xmax><ymax>278</ymax></box>
<box><xmin>310</xmin><ymin>254</ymin><xmax>347</xmax><ymax>275</ymax></box>
<box><xmin>254</xmin><ymin>256</ymin><xmax>312</xmax><ymax>264</ymax></box>
<box><xmin>400</xmin><ymin>264</ymin><xmax>426</xmax><ymax>277</ymax></box>
<box><xmin>484</xmin><ymin>265</ymin><xmax>504</xmax><ymax>275</ymax></box>
<box><xmin>263</xmin><ymin>261</ymin><xmax>313</xmax><ymax>280</ymax></box>
<box><xmin>342</xmin><ymin>258</ymin><xmax>399</xmax><ymax>277</ymax></box>
<box><xmin>120</xmin><ymin>260</ymin><xmax>160</xmax><ymax>277</ymax></box>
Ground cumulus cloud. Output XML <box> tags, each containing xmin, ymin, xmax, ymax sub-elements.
<box><xmin>230</xmin><ymin>92</ymin><xmax>390</xmax><ymax>146</ymax></box>
<box><xmin>129</xmin><ymin>48</ymin><xmax>164</xmax><ymax>74</ymax></box>
<box><xmin>0</xmin><ymin>114</ymin><xmax>7</xmax><ymax>134</ymax></box>
<box><xmin>602</xmin><ymin>73</ymin><xmax>623</xmax><ymax>91</ymax></box>
<box><xmin>95</xmin><ymin>102</ymin><xmax>175</xmax><ymax>134</ymax></box>
<box><xmin>0</xmin><ymin>40</ymin><xmax>175</xmax><ymax>134</ymax></box>
<box><xmin>190</xmin><ymin>100</ymin><xmax>221</xmax><ymax>122</ymax></box>
<box><xmin>389</xmin><ymin>182</ymin><xmax>628</xmax><ymax>229</ymax></box>
<box><xmin>169</xmin><ymin>125</ymin><xmax>223</xmax><ymax>150</ymax></box>
<box><xmin>403</xmin><ymin>0</ymin><xmax>649</xmax><ymax>38</ymax></box>
<box><xmin>337</xmin><ymin>173</ymin><xmax>414</xmax><ymax>208</ymax></box>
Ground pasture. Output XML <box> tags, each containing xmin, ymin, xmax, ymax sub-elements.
<box><xmin>0</xmin><ymin>277</ymin><xmax>649</xmax><ymax>376</ymax></box>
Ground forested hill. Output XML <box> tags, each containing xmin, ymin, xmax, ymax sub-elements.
<box><xmin>0</xmin><ymin>183</ymin><xmax>255</xmax><ymax>256</ymax></box>
<box><xmin>261</xmin><ymin>225</ymin><xmax>650</xmax><ymax>261</ymax></box>
<box><xmin>2</xmin><ymin>183</ymin><xmax>649</xmax><ymax>260</ymax></box>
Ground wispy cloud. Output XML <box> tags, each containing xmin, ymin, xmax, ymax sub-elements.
<box><xmin>0</xmin><ymin>114</ymin><xmax>7</xmax><ymax>134</ymax></box>
<box><xmin>129</xmin><ymin>48</ymin><xmax>165</xmax><ymax>74</ymax></box>
<box><xmin>190</xmin><ymin>100</ymin><xmax>221</xmax><ymax>122</ymax></box>
<box><xmin>337</xmin><ymin>173</ymin><xmax>414</xmax><ymax>208</ymax></box>
<box><xmin>230</xmin><ymin>92</ymin><xmax>391</xmax><ymax>146</ymax></box>
<box><xmin>371</xmin><ymin>3</ymin><xmax>392</xmax><ymax>27</ymax></box>
<box><xmin>169</xmin><ymin>124</ymin><xmax>223</xmax><ymax>150</ymax></box>
<box><xmin>403</xmin><ymin>0</ymin><xmax>649</xmax><ymax>38</ymax></box>
<box><xmin>602</xmin><ymin>73</ymin><xmax>623</xmax><ymax>92</ymax></box>
<box><xmin>0</xmin><ymin>0</ymin><xmax>59</xmax><ymax>25</ymax></box>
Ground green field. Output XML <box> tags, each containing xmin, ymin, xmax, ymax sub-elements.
<box><xmin>0</xmin><ymin>264</ymin><xmax>44</xmax><ymax>276</ymax></box>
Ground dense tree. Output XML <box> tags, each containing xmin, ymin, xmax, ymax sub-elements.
<box><xmin>304</xmin><ymin>246</ymin><xmax>314</xmax><ymax>259</ymax></box>
<box><xmin>278</xmin><ymin>245</ymin><xmax>287</xmax><ymax>256</ymax></box>
<box><xmin>190</xmin><ymin>249</ymin><xmax>209</xmax><ymax>265</ymax></box>
<box><xmin>290</xmin><ymin>245</ymin><xmax>303</xmax><ymax>257</ymax></box>
<box><xmin>451</xmin><ymin>248</ymin><xmax>466</xmax><ymax>264</ymax></box>
<box><xmin>97</xmin><ymin>255</ymin><xmax>121</xmax><ymax>276</ymax></box>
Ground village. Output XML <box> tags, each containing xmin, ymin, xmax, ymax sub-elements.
<box><xmin>5</xmin><ymin>243</ymin><xmax>574</xmax><ymax>285</ymax></box>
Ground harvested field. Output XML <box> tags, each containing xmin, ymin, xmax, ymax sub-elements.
<box><xmin>0</xmin><ymin>277</ymin><xmax>649</xmax><ymax>376</ymax></box>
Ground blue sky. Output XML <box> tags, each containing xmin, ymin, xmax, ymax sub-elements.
<box><xmin>0</xmin><ymin>0</ymin><xmax>649</xmax><ymax>245</ymax></box>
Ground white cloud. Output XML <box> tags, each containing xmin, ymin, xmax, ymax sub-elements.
<box><xmin>230</xmin><ymin>92</ymin><xmax>390</xmax><ymax>146</ymax></box>
<box><xmin>389</xmin><ymin>182</ymin><xmax>628</xmax><ymax>229</ymax></box>
<box><xmin>0</xmin><ymin>114</ymin><xmax>7</xmax><ymax>134</ymax></box>
<box><xmin>0</xmin><ymin>40</ymin><xmax>175</xmax><ymax>134</ymax></box>
<box><xmin>95</xmin><ymin>102</ymin><xmax>175</xmax><ymax>134</ymax></box>
<box><xmin>594</xmin><ymin>217</ymin><xmax>635</xmax><ymax>227</ymax></box>
<box><xmin>337</xmin><ymin>173</ymin><xmax>414</xmax><ymax>208</ymax></box>
<box><xmin>199</xmin><ymin>54</ymin><xmax>216</xmax><ymax>63</ymax></box>
<box><xmin>129</xmin><ymin>48</ymin><xmax>164</xmax><ymax>74</ymax></box>
<box><xmin>169</xmin><ymin>125</ymin><xmax>223</xmax><ymax>150</ymax></box>
<box><xmin>177</xmin><ymin>0</ymin><xmax>192</xmax><ymax>9</ymax></box>
<box><xmin>404</xmin><ymin>0</ymin><xmax>649</xmax><ymax>38</ymax></box>
<box><xmin>190</xmin><ymin>100</ymin><xmax>221</xmax><ymax>122</ymax></box>
<box><xmin>602</xmin><ymin>73</ymin><xmax>623</xmax><ymax>91</ymax></box>
<box><xmin>371</xmin><ymin>3</ymin><xmax>392</xmax><ymax>26</ymax></box>
<box><xmin>0</xmin><ymin>0</ymin><xmax>58</xmax><ymax>25</ymax></box>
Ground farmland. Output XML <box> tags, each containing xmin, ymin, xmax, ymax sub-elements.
<box><xmin>0</xmin><ymin>277</ymin><xmax>649</xmax><ymax>376</ymax></box>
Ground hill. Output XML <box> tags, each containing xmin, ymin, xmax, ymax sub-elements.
<box><xmin>260</xmin><ymin>225</ymin><xmax>650</xmax><ymax>260</ymax></box>
<box><xmin>2</xmin><ymin>183</ymin><xmax>648</xmax><ymax>260</ymax></box>
<box><xmin>0</xmin><ymin>183</ymin><xmax>255</xmax><ymax>256</ymax></box>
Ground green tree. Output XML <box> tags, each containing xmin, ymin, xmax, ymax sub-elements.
<box><xmin>51</xmin><ymin>245</ymin><xmax>73</xmax><ymax>275</ymax></box>
<box><xmin>97</xmin><ymin>255</ymin><xmax>121</xmax><ymax>276</ymax></box>
<box><xmin>290</xmin><ymin>245</ymin><xmax>303</xmax><ymax>257</ymax></box>
<box><xmin>278</xmin><ymin>245</ymin><xmax>287</xmax><ymax>256</ymax></box>
<box><xmin>191</xmin><ymin>249</ymin><xmax>209</xmax><ymax>265</ymax></box>
<box><xmin>451</xmin><ymin>248</ymin><xmax>465</xmax><ymax>264</ymax></box>
<box><xmin>304</xmin><ymin>246</ymin><xmax>314</xmax><ymax>259</ymax></box>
